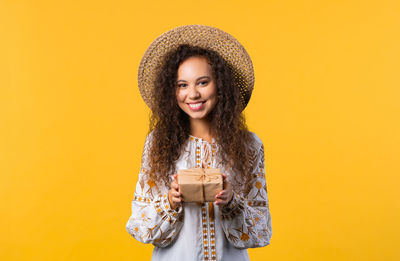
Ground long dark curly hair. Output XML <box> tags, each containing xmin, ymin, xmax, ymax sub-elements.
<box><xmin>147</xmin><ymin>44</ymin><xmax>256</xmax><ymax>193</ymax></box>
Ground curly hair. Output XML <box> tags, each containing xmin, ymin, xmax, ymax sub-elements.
<box><xmin>147</xmin><ymin>44</ymin><xmax>256</xmax><ymax>193</ymax></box>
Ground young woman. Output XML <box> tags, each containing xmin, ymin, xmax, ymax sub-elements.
<box><xmin>126</xmin><ymin>25</ymin><xmax>272</xmax><ymax>261</ymax></box>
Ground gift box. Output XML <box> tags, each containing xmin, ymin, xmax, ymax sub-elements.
<box><xmin>177</xmin><ymin>168</ymin><xmax>223</xmax><ymax>203</ymax></box>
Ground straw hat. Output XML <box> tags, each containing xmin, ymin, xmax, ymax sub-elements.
<box><xmin>138</xmin><ymin>24</ymin><xmax>255</xmax><ymax>111</ymax></box>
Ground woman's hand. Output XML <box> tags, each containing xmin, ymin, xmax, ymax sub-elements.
<box><xmin>168</xmin><ymin>174</ymin><xmax>182</xmax><ymax>210</ymax></box>
<box><xmin>215</xmin><ymin>173</ymin><xmax>234</xmax><ymax>206</ymax></box>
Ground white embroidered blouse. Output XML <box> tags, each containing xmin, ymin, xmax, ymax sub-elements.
<box><xmin>126</xmin><ymin>131</ymin><xmax>272</xmax><ymax>261</ymax></box>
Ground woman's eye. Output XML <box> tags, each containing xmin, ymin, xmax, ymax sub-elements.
<box><xmin>178</xmin><ymin>84</ymin><xmax>187</xmax><ymax>88</ymax></box>
<box><xmin>199</xmin><ymin>81</ymin><xmax>208</xmax><ymax>86</ymax></box>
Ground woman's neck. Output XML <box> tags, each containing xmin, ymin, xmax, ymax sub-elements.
<box><xmin>190</xmin><ymin>118</ymin><xmax>214</xmax><ymax>143</ymax></box>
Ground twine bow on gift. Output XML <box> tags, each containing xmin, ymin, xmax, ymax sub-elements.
<box><xmin>194</xmin><ymin>168</ymin><xmax>220</xmax><ymax>183</ymax></box>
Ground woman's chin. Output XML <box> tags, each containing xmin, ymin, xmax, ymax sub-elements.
<box><xmin>187</xmin><ymin>112</ymin><xmax>208</xmax><ymax>120</ymax></box>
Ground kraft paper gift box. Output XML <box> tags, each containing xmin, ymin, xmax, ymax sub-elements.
<box><xmin>177</xmin><ymin>168</ymin><xmax>223</xmax><ymax>203</ymax></box>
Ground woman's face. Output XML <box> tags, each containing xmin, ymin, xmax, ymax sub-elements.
<box><xmin>175</xmin><ymin>56</ymin><xmax>218</xmax><ymax>121</ymax></box>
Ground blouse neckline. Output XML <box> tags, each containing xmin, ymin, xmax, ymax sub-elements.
<box><xmin>189</xmin><ymin>134</ymin><xmax>216</xmax><ymax>144</ymax></box>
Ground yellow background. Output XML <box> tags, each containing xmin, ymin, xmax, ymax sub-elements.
<box><xmin>1</xmin><ymin>0</ymin><xmax>399</xmax><ymax>260</ymax></box>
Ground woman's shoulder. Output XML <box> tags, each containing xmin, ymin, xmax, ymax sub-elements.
<box><xmin>246</xmin><ymin>130</ymin><xmax>263</xmax><ymax>150</ymax></box>
<box><xmin>145</xmin><ymin>130</ymin><xmax>154</xmax><ymax>140</ymax></box>
<box><xmin>141</xmin><ymin>130</ymin><xmax>155</xmax><ymax>151</ymax></box>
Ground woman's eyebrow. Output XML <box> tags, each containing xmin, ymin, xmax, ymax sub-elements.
<box><xmin>176</xmin><ymin>76</ymin><xmax>211</xmax><ymax>82</ymax></box>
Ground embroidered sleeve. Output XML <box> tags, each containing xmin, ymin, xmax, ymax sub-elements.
<box><xmin>219</xmin><ymin>142</ymin><xmax>272</xmax><ymax>249</ymax></box>
<box><xmin>125</xmin><ymin>133</ymin><xmax>184</xmax><ymax>247</ymax></box>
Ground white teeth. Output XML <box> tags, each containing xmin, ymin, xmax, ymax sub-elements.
<box><xmin>188</xmin><ymin>102</ymin><xmax>203</xmax><ymax>109</ymax></box>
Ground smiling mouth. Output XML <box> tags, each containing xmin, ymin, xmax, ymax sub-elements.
<box><xmin>187</xmin><ymin>101</ymin><xmax>205</xmax><ymax>111</ymax></box>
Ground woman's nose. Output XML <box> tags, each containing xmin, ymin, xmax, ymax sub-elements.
<box><xmin>188</xmin><ymin>86</ymin><xmax>200</xmax><ymax>99</ymax></box>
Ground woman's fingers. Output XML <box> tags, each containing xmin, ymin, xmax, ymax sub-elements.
<box><xmin>171</xmin><ymin>186</ymin><xmax>181</xmax><ymax>202</ymax></box>
<box><xmin>216</xmin><ymin>190</ymin><xmax>227</xmax><ymax>196</ymax></box>
<box><xmin>169</xmin><ymin>191</ymin><xmax>181</xmax><ymax>204</ymax></box>
<box><xmin>221</xmin><ymin>173</ymin><xmax>231</xmax><ymax>190</ymax></box>
<box><xmin>168</xmin><ymin>174</ymin><xmax>183</xmax><ymax>208</ymax></box>
<box><xmin>171</xmin><ymin>180</ymin><xmax>179</xmax><ymax>191</ymax></box>
<box><xmin>172</xmin><ymin>197</ymin><xmax>181</xmax><ymax>203</ymax></box>
<box><xmin>216</xmin><ymin>195</ymin><xmax>227</xmax><ymax>201</ymax></box>
<box><xmin>215</xmin><ymin>185</ymin><xmax>233</xmax><ymax>206</ymax></box>
<box><xmin>217</xmin><ymin>197</ymin><xmax>226</xmax><ymax>201</ymax></box>
<box><xmin>215</xmin><ymin>190</ymin><xmax>228</xmax><ymax>203</ymax></box>
<box><xmin>171</xmin><ymin>190</ymin><xmax>181</xmax><ymax>198</ymax></box>
<box><xmin>215</xmin><ymin>198</ymin><xmax>227</xmax><ymax>205</ymax></box>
